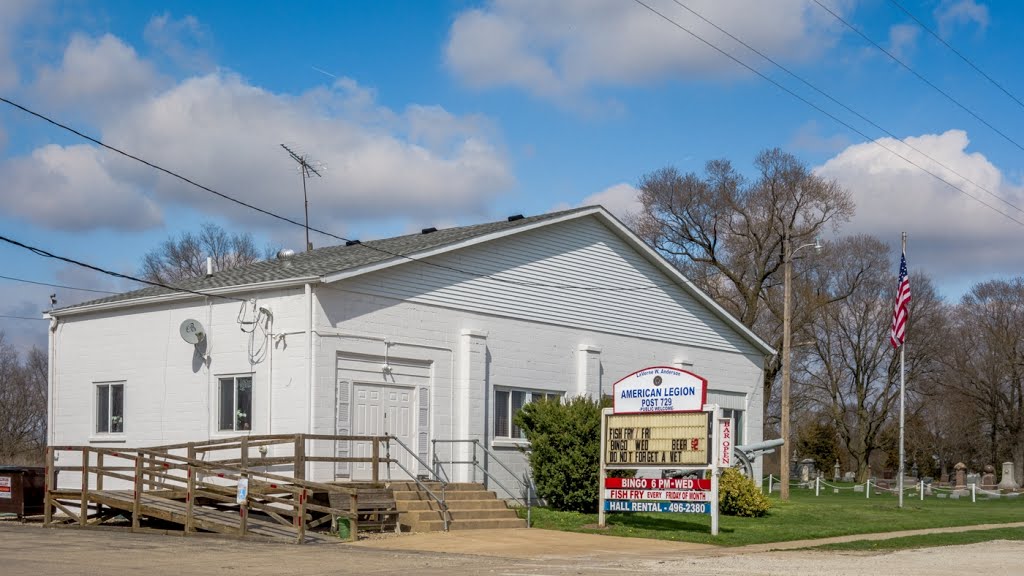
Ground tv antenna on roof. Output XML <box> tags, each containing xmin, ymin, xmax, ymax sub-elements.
<box><xmin>280</xmin><ymin>143</ymin><xmax>324</xmax><ymax>252</ymax></box>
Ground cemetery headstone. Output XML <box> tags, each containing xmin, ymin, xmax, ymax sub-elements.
<box><xmin>998</xmin><ymin>462</ymin><xmax>1020</xmax><ymax>491</ymax></box>
<box><xmin>981</xmin><ymin>465</ymin><xmax>997</xmax><ymax>490</ymax></box>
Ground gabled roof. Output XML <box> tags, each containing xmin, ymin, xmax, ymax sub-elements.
<box><xmin>51</xmin><ymin>206</ymin><xmax>774</xmax><ymax>356</ymax></box>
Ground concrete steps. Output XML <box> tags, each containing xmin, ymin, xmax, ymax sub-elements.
<box><xmin>392</xmin><ymin>481</ymin><xmax>526</xmax><ymax>532</ymax></box>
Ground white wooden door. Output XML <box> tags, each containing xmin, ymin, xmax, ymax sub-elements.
<box><xmin>352</xmin><ymin>383</ymin><xmax>416</xmax><ymax>480</ymax></box>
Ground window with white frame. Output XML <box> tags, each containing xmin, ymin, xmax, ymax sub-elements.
<box><xmin>493</xmin><ymin>389</ymin><xmax>562</xmax><ymax>439</ymax></box>
<box><xmin>96</xmin><ymin>382</ymin><xmax>125</xmax><ymax>434</ymax></box>
<box><xmin>218</xmin><ymin>375</ymin><xmax>253</xmax><ymax>432</ymax></box>
<box><xmin>721</xmin><ymin>408</ymin><xmax>744</xmax><ymax>446</ymax></box>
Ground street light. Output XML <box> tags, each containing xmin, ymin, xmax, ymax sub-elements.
<box><xmin>779</xmin><ymin>235</ymin><xmax>822</xmax><ymax>501</ymax></box>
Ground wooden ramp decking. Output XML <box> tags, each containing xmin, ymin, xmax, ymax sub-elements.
<box><xmin>82</xmin><ymin>490</ymin><xmax>333</xmax><ymax>543</ymax></box>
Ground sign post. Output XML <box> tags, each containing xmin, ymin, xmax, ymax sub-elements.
<box><xmin>599</xmin><ymin>366</ymin><xmax>725</xmax><ymax>536</ymax></box>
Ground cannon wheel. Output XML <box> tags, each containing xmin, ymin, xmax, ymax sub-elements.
<box><xmin>732</xmin><ymin>448</ymin><xmax>754</xmax><ymax>478</ymax></box>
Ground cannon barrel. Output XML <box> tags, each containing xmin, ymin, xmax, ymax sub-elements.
<box><xmin>735</xmin><ymin>438</ymin><xmax>785</xmax><ymax>454</ymax></box>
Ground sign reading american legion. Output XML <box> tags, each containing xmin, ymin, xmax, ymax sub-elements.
<box><xmin>612</xmin><ymin>366</ymin><xmax>708</xmax><ymax>414</ymax></box>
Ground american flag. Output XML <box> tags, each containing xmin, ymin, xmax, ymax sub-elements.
<box><xmin>890</xmin><ymin>252</ymin><xmax>911</xmax><ymax>348</ymax></box>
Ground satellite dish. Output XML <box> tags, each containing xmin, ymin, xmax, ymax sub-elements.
<box><xmin>179</xmin><ymin>319</ymin><xmax>206</xmax><ymax>345</ymax></box>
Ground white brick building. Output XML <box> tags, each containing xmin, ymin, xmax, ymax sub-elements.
<box><xmin>48</xmin><ymin>207</ymin><xmax>772</xmax><ymax>493</ymax></box>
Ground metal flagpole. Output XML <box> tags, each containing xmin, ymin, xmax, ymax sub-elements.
<box><xmin>898</xmin><ymin>232</ymin><xmax>907</xmax><ymax>509</ymax></box>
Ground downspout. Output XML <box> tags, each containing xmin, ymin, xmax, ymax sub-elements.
<box><xmin>48</xmin><ymin>316</ymin><xmax>59</xmax><ymax>446</ymax></box>
<box><xmin>305</xmin><ymin>283</ymin><xmax>315</xmax><ymax>480</ymax></box>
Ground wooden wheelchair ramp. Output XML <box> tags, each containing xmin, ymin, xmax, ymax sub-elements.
<box><xmin>44</xmin><ymin>443</ymin><xmax>365</xmax><ymax>544</ymax></box>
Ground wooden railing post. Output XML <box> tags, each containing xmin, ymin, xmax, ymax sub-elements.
<box><xmin>240</xmin><ymin>437</ymin><xmax>249</xmax><ymax>469</ymax></box>
<box><xmin>296</xmin><ymin>488</ymin><xmax>307</xmax><ymax>544</ymax></box>
<box><xmin>238</xmin><ymin>479</ymin><xmax>248</xmax><ymax>537</ymax></box>
<box><xmin>294</xmin><ymin>434</ymin><xmax>306</xmax><ymax>481</ymax></box>
<box><xmin>372</xmin><ymin>439</ymin><xmax>380</xmax><ymax>483</ymax></box>
<box><xmin>80</xmin><ymin>447</ymin><xmax>90</xmax><ymax>526</ymax></box>
<box><xmin>95</xmin><ymin>451</ymin><xmax>104</xmax><ymax>519</ymax></box>
<box><xmin>43</xmin><ymin>446</ymin><xmax>54</xmax><ymax>526</ymax></box>
<box><xmin>185</xmin><ymin>464</ymin><xmax>195</xmax><ymax>535</ymax></box>
<box><xmin>132</xmin><ymin>454</ymin><xmax>143</xmax><ymax>531</ymax></box>
<box><xmin>349</xmin><ymin>492</ymin><xmax>359</xmax><ymax>542</ymax></box>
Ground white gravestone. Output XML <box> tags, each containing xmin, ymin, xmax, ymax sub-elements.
<box><xmin>998</xmin><ymin>462</ymin><xmax>1020</xmax><ymax>491</ymax></box>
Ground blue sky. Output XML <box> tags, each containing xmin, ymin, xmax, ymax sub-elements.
<box><xmin>2</xmin><ymin>0</ymin><xmax>1022</xmax><ymax>352</ymax></box>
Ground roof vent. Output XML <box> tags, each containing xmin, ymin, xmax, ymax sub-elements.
<box><xmin>507</xmin><ymin>214</ymin><xmax>524</xmax><ymax>222</ymax></box>
<box><xmin>276</xmin><ymin>248</ymin><xmax>296</xmax><ymax>260</ymax></box>
<box><xmin>421</xmin><ymin>227</ymin><xmax>437</xmax><ymax>234</ymax></box>
<box><xmin>345</xmin><ymin>239</ymin><xmax>362</xmax><ymax>246</ymax></box>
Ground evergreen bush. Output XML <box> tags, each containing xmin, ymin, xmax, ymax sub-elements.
<box><xmin>515</xmin><ymin>396</ymin><xmax>608</xmax><ymax>512</ymax></box>
<box><xmin>718</xmin><ymin>467</ymin><xmax>771</xmax><ymax>517</ymax></box>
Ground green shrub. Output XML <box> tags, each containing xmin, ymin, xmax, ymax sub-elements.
<box><xmin>515</xmin><ymin>396</ymin><xmax>609</xmax><ymax>513</ymax></box>
<box><xmin>719</xmin><ymin>467</ymin><xmax>771</xmax><ymax>517</ymax></box>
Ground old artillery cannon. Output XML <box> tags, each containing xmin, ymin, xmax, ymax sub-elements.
<box><xmin>730</xmin><ymin>438</ymin><xmax>784</xmax><ymax>478</ymax></box>
<box><xmin>663</xmin><ymin>437</ymin><xmax>783</xmax><ymax>479</ymax></box>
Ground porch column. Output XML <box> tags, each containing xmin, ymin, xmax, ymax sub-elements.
<box><xmin>457</xmin><ymin>329</ymin><xmax>488</xmax><ymax>482</ymax></box>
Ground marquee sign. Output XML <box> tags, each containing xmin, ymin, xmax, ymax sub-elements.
<box><xmin>612</xmin><ymin>366</ymin><xmax>708</xmax><ymax>414</ymax></box>
<box><xmin>605</xmin><ymin>412</ymin><xmax>711</xmax><ymax>467</ymax></box>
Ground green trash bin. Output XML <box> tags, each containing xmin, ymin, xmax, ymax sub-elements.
<box><xmin>337</xmin><ymin>517</ymin><xmax>351</xmax><ymax>539</ymax></box>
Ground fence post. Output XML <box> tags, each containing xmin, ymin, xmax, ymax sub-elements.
<box><xmin>240</xmin><ymin>436</ymin><xmax>249</xmax><ymax>469</ymax></box>
<box><xmin>80</xmin><ymin>447</ymin><xmax>90</xmax><ymax>526</ymax></box>
<box><xmin>44</xmin><ymin>447</ymin><xmax>54</xmax><ymax>526</ymax></box>
<box><xmin>768</xmin><ymin>474</ymin><xmax>773</xmax><ymax>495</ymax></box>
<box><xmin>866</xmin><ymin>480</ymin><xmax>871</xmax><ymax>499</ymax></box>
<box><xmin>815</xmin><ymin>475</ymin><xmax>820</xmax><ymax>496</ymax></box>
<box><xmin>132</xmin><ymin>454</ymin><xmax>143</xmax><ymax>531</ymax></box>
<box><xmin>971</xmin><ymin>483</ymin><xmax>976</xmax><ymax>503</ymax></box>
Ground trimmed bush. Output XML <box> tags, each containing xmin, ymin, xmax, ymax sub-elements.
<box><xmin>719</xmin><ymin>467</ymin><xmax>771</xmax><ymax>517</ymax></box>
<box><xmin>515</xmin><ymin>396</ymin><xmax>608</xmax><ymax>513</ymax></box>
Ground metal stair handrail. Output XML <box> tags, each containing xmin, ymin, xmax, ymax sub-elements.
<box><xmin>380</xmin><ymin>434</ymin><xmax>451</xmax><ymax>531</ymax></box>
<box><xmin>431</xmin><ymin>438</ymin><xmax>535</xmax><ymax>528</ymax></box>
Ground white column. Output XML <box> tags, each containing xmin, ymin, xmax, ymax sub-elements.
<box><xmin>457</xmin><ymin>329</ymin><xmax>488</xmax><ymax>482</ymax></box>
<box><xmin>576</xmin><ymin>345</ymin><xmax>602</xmax><ymax>398</ymax></box>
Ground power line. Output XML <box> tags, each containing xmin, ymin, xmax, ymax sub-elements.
<box><xmin>0</xmin><ymin>274</ymin><xmax>118</xmax><ymax>294</ymax></box>
<box><xmin>630</xmin><ymin>0</ymin><xmax>1024</xmax><ymax>229</ymax></box>
<box><xmin>0</xmin><ymin>96</ymin><xmax>679</xmax><ymax>293</ymax></box>
<box><xmin>811</xmin><ymin>0</ymin><xmax>1024</xmax><ymax>155</ymax></box>
<box><xmin>671</xmin><ymin>0</ymin><xmax>1024</xmax><ymax>216</ymax></box>
<box><xmin>0</xmin><ymin>314</ymin><xmax>47</xmax><ymax>321</ymax></box>
<box><xmin>0</xmin><ymin>234</ymin><xmax>246</xmax><ymax>303</ymax></box>
<box><xmin>887</xmin><ymin>0</ymin><xmax>1024</xmax><ymax>114</ymax></box>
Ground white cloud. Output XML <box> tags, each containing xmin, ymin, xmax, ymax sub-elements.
<box><xmin>34</xmin><ymin>33</ymin><xmax>164</xmax><ymax>117</ymax></box>
<box><xmin>143</xmin><ymin>13</ymin><xmax>214</xmax><ymax>72</ymax></box>
<box><xmin>0</xmin><ymin>0</ymin><xmax>39</xmax><ymax>91</ymax></box>
<box><xmin>2</xmin><ymin>31</ymin><xmax>513</xmax><ymax>236</ymax></box>
<box><xmin>935</xmin><ymin>0</ymin><xmax>989</xmax><ymax>37</ymax></box>
<box><xmin>816</xmin><ymin>130</ymin><xmax>1024</xmax><ymax>287</ymax></box>
<box><xmin>1</xmin><ymin>143</ymin><xmax>163</xmax><ymax>231</ymax></box>
<box><xmin>580</xmin><ymin>183</ymin><xmax>642</xmax><ymax>222</ymax></box>
<box><xmin>445</xmin><ymin>0</ymin><xmax>849</xmax><ymax>100</ymax></box>
<box><xmin>887</xmin><ymin>24</ymin><xmax>919</xmax><ymax>60</ymax></box>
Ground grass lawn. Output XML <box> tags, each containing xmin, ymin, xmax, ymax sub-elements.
<box><xmin>519</xmin><ymin>485</ymin><xmax>1024</xmax><ymax>547</ymax></box>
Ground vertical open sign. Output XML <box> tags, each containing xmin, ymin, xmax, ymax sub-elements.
<box><xmin>716</xmin><ymin>416</ymin><xmax>734</xmax><ymax>469</ymax></box>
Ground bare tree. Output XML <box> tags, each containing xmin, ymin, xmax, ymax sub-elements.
<box><xmin>140</xmin><ymin>222</ymin><xmax>270</xmax><ymax>284</ymax></box>
<box><xmin>944</xmin><ymin>278</ymin><xmax>1024</xmax><ymax>477</ymax></box>
<box><xmin>797</xmin><ymin>236</ymin><xmax>945</xmax><ymax>480</ymax></box>
<box><xmin>0</xmin><ymin>333</ymin><xmax>48</xmax><ymax>464</ymax></box>
<box><xmin>631</xmin><ymin>149</ymin><xmax>855</xmax><ymax>428</ymax></box>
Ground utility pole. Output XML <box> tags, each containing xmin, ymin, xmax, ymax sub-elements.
<box><xmin>281</xmin><ymin>144</ymin><xmax>323</xmax><ymax>252</ymax></box>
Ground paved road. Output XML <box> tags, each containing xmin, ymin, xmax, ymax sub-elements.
<box><xmin>3</xmin><ymin>523</ymin><xmax>1024</xmax><ymax>575</ymax></box>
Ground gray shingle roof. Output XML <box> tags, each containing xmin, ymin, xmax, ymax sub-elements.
<box><xmin>53</xmin><ymin>206</ymin><xmax>596</xmax><ymax>313</ymax></box>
